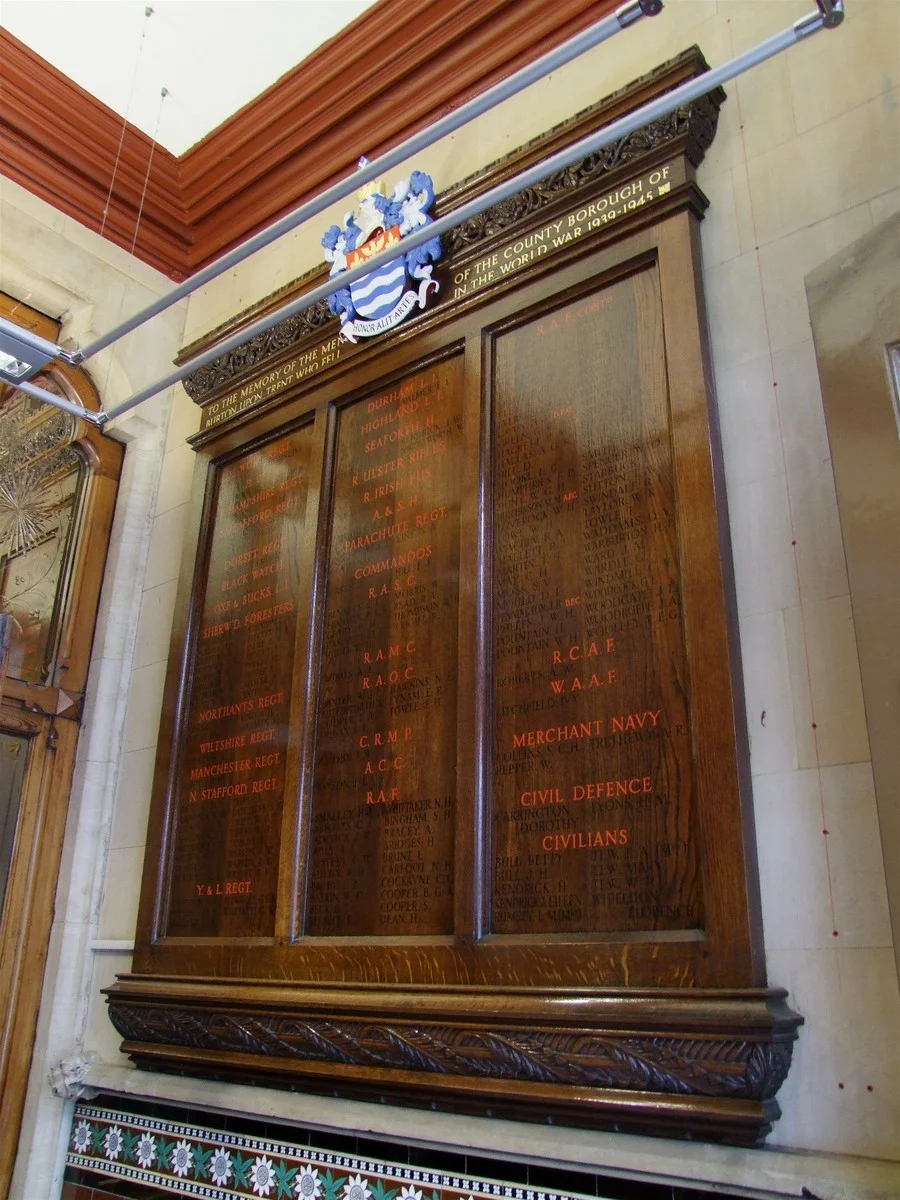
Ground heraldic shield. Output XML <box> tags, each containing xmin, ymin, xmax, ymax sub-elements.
<box><xmin>322</xmin><ymin>168</ymin><xmax>442</xmax><ymax>343</ymax></box>
<box><xmin>350</xmin><ymin>247</ymin><xmax>407</xmax><ymax>322</ymax></box>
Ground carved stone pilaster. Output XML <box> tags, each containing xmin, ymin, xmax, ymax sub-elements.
<box><xmin>49</xmin><ymin>1054</ymin><xmax>98</xmax><ymax>1102</ymax></box>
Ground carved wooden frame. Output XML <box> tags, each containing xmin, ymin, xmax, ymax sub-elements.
<box><xmin>108</xmin><ymin>55</ymin><xmax>802</xmax><ymax>1146</ymax></box>
<box><xmin>0</xmin><ymin>296</ymin><xmax>124</xmax><ymax>1194</ymax></box>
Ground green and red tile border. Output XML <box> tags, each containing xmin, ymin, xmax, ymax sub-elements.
<box><xmin>66</xmin><ymin>1103</ymin><xmax>589</xmax><ymax>1200</ymax></box>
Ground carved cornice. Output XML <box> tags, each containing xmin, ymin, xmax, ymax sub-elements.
<box><xmin>178</xmin><ymin>49</ymin><xmax>723</xmax><ymax>408</ymax></box>
<box><xmin>181</xmin><ymin>298</ymin><xmax>333</xmax><ymax>403</ymax></box>
<box><xmin>105</xmin><ymin>984</ymin><xmax>801</xmax><ymax>1145</ymax></box>
<box><xmin>441</xmin><ymin>95</ymin><xmax>720</xmax><ymax>257</ymax></box>
<box><xmin>0</xmin><ymin>1</ymin><xmax>620</xmax><ymax>280</ymax></box>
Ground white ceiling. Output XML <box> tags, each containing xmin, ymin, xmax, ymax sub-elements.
<box><xmin>2</xmin><ymin>0</ymin><xmax>378</xmax><ymax>156</ymax></box>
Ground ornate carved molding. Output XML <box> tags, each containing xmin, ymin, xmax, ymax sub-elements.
<box><xmin>0</xmin><ymin>1</ymin><xmax>620</xmax><ymax>280</ymax></box>
<box><xmin>0</xmin><ymin>30</ymin><xmax>190</xmax><ymax>280</ymax></box>
<box><xmin>48</xmin><ymin>1053</ymin><xmax>98</xmax><ymax>1101</ymax></box>
<box><xmin>181</xmin><ymin>299</ymin><xmax>333</xmax><ymax>403</ymax></box>
<box><xmin>442</xmin><ymin>97</ymin><xmax>719</xmax><ymax>257</ymax></box>
<box><xmin>179</xmin><ymin>49</ymin><xmax>723</xmax><ymax>407</ymax></box>
<box><xmin>106</xmin><ymin>983</ymin><xmax>800</xmax><ymax>1145</ymax></box>
<box><xmin>109</xmin><ymin>1005</ymin><xmax>794</xmax><ymax>1100</ymax></box>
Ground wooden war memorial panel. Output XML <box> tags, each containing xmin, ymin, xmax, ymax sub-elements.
<box><xmin>166</xmin><ymin>425</ymin><xmax>314</xmax><ymax>937</ymax></box>
<box><xmin>490</xmin><ymin>266</ymin><xmax>698</xmax><ymax>937</ymax></box>
<box><xmin>307</xmin><ymin>357</ymin><xmax>463</xmax><ymax>937</ymax></box>
<box><xmin>111</xmin><ymin>53</ymin><xmax>802</xmax><ymax>1145</ymax></box>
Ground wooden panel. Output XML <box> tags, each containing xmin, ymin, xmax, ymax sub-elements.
<box><xmin>128</xmin><ymin>201</ymin><xmax>763</xmax><ymax>985</ymax></box>
<box><xmin>0</xmin><ymin>731</ymin><xmax>28</xmax><ymax>914</ymax></box>
<box><xmin>111</xmin><ymin>76</ymin><xmax>800</xmax><ymax>1142</ymax></box>
<box><xmin>0</xmin><ymin>713</ymin><xmax>79</xmax><ymax>1192</ymax></box>
<box><xmin>490</xmin><ymin>264</ymin><xmax>699</xmax><ymax>936</ymax></box>
<box><xmin>307</xmin><ymin>355</ymin><xmax>464</xmax><ymax>937</ymax></box>
<box><xmin>126</xmin><ymin>216</ymin><xmax>764</xmax><ymax>993</ymax></box>
<box><xmin>165</xmin><ymin>424</ymin><xmax>315</xmax><ymax>937</ymax></box>
<box><xmin>129</xmin><ymin>211</ymin><xmax>763</xmax><ymax>981</ymax></box>
<box><xmin>0</xmin><ymin>306</ymin><xmax>124</xmax><ymax>1198</ymax></box>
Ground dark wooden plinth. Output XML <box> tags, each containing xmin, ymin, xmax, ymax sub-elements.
<box><xmin>106</xmin><ymin>979</ymin><xmax>801</xmax><ymax>1146</ymax></box>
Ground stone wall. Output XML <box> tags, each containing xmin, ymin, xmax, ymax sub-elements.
<box><xmin>5</xmin><ymin>2</ymin><xmax>899</xmax><ymax>1195</ymax></box>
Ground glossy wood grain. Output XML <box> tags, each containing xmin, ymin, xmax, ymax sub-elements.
<box><xmin>0</xmin><ymin>300</ymin><xmax>123</xmax><ymax>1194</ymax></box>
<box><xmin>489</xmin><ymin>261</ymin><xmax>700</xmax><ymax>937</ymax></box>
<box><xmin>132</xmin><ymin>212</ymin><xmax>761</xmax><ymax>990</ymax></box>
<box><xmin>117</xmin><ymin>111</ymin><xmax>786</xmax><ymax>1137</ymax></box>
<box><xmin>307</xmin><ymin>354</ymin><xmax>464</xmax><ymax>938</ymax></box>
<box><xmin>164</xmin><ymin>425</ymin><xmax>315</xmax><ymax>938</ymax></box>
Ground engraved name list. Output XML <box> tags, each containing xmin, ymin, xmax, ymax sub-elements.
<box><xmin>306</xmin><ymin>358</ymin><xmax>463</xmax><ymax>937</ymax></box>
<box><xmin>491</xmin><ymin>268</ymin><xmax>701</xmax><ymax>936</ymax></box>
<box><xmin>165</xmin><ymin>426</ymin><xmax>314</xmax><ymax>937</ymax></box>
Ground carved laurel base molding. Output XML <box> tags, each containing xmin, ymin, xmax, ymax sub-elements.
<box><xmin>106</xmin><ymin>980</ymin><xmax>801</xmax><ymax>1146</ymax></box>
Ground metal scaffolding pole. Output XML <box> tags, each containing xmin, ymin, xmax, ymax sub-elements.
<box><xmin>1</xmin><ymin>1</ymin><xmax>843</xmax><ymax>428</ymax></box>
<box><xmin>76</xmin><ymin>0</ymin><xmax>662</xmax><ymax>363</ymax></box>
<box><xmin>0</xmin><ymin>0</ymin><xmax>660</xmax><ymax>400</ymax></box>
<box><xmin>5</xmin><ymin>376</ymin><xmax>97</xmax><ymax>422</ymax></box>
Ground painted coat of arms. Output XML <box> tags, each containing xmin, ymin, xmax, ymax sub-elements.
<box><xmin>322</xmin><ymin>166</ymin><xmax>442</xmax><ymax>343</ymax></box>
